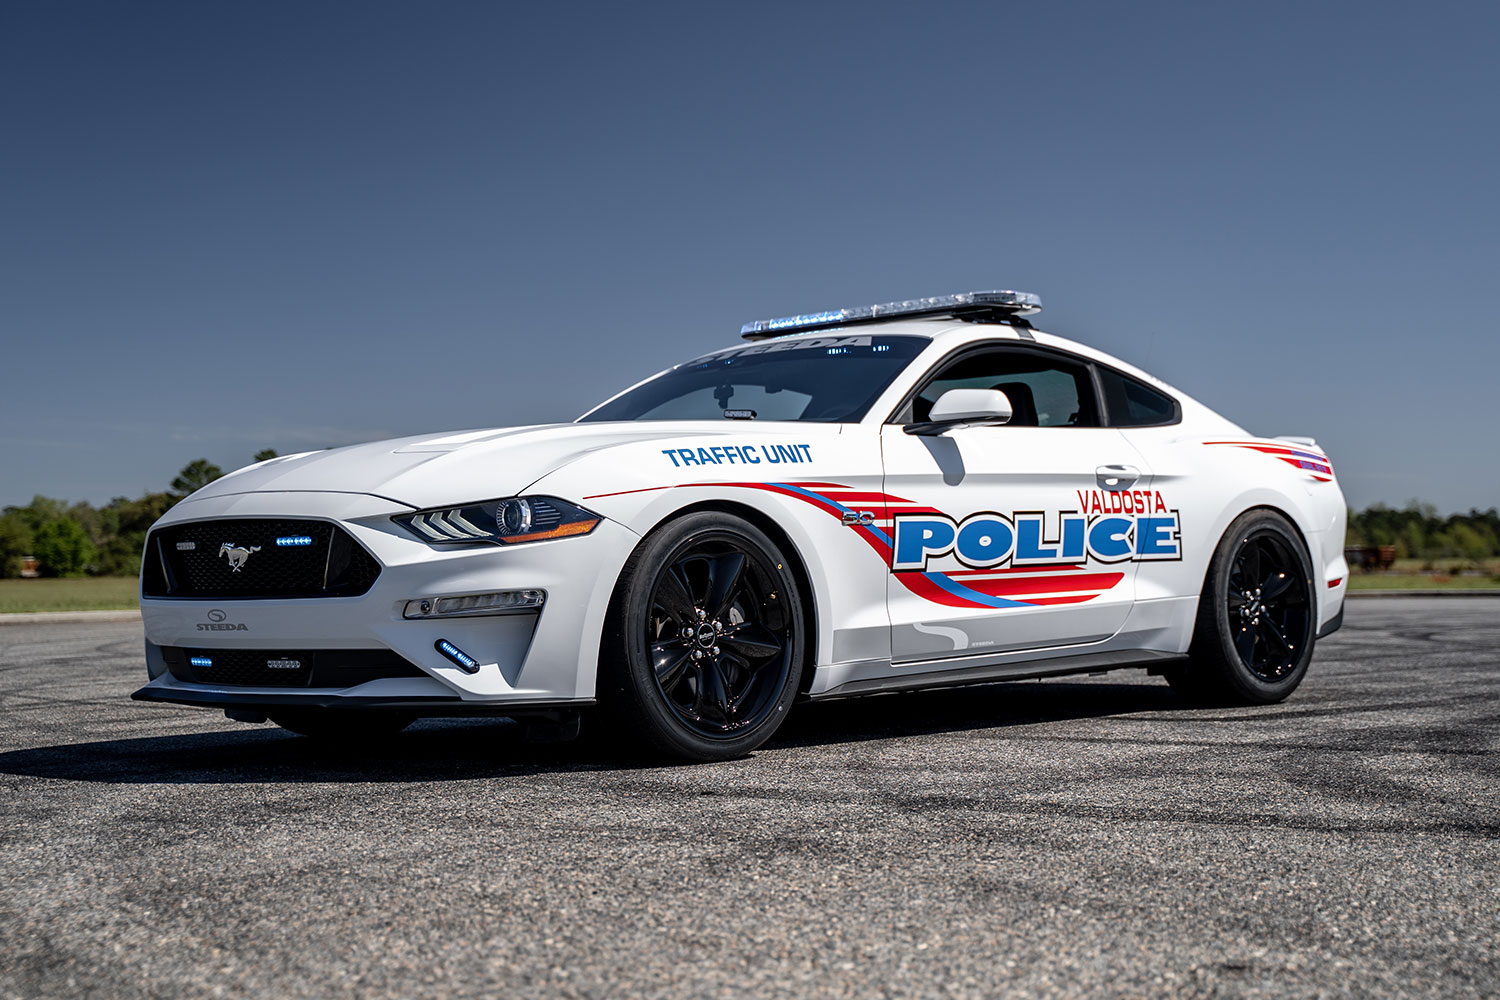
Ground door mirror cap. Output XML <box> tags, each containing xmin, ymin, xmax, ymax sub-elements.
<box><xmin>905</xmin><ymin>388</ymin><xmax>1012</xmax><ymax>435</ymax></box>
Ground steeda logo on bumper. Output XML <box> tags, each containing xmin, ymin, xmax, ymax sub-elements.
<box><xmin>198</xmin><ymin>609</ymin><xmax>248</xmax><ymax>632</ymax></box>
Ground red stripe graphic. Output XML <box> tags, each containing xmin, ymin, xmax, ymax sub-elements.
<box><xmin>946</xmin><ymin>565</ymin><xmax>1086</xmax><ymax>576</ymax></box>
<box><xmin>1204</xmin><ymin>441</ymin><xmax>1334</xmax><ymax>481</ymax></box>
<box><xmin>655</xmin><ymin>480</ymin><xmax>1125</xmax><ymax>610</ymax></box>
<box><xmin>959</xmin><ymin>572</ymin><xmax>1124</xmax><ymax>597</ymax></box>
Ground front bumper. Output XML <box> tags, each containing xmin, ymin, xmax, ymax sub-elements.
<box><xmin>135</xmin><ymin>490</ymin><xmax>640</xmax><ymax>708</ymax></box>
<box><xmin>131</xmin><ymin>672</ymin><xmax>590</xmax><ymax>715</ymax></box>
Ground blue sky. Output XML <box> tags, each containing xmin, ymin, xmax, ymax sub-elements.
<box><xmin>3</xmin><ymin>1</ymin><xmax>1496</xmax><ymax>513</ymax></box>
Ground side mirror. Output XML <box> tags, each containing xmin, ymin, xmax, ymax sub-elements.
<box><xmin>904</xmin><ymin>388</ymin><xmax>1012</xmax><ymax>436</ymax></box>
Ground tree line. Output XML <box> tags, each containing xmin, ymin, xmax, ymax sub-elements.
<box><xmin>2</xmin><ymin>460</ymin><xmax>1496</xmax><ymax>577</ymax></box>
<box><xmin>0</xmin><ymin>453</ymin><xmax>271</xmax><ymax>578</ymax></box>
<box><xmin>1346</xmin><ymin>504</ymin><xmax>1500</xmax><ymax>563</ymax></box>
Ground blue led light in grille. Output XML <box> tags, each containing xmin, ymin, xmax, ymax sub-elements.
<box><xmin>275</xmin><ymin>535</ymin><xmax>314</xmax><ymax>547</ymax></box>
<box><xmin>190</xmin><ymin>656</ymin><xmax>213</xmax><ymax>668</ymax></box>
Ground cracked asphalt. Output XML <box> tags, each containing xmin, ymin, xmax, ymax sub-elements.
<box><xmin>1</xmin><ymin>597</ymin><xmax>1497</xmax><ymax>998</ymax></box>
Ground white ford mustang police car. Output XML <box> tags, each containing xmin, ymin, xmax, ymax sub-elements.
<box><xmin>135</xmin><ymin>291</ymin><xmax>1348</xmax><ymax>760</ymax></box>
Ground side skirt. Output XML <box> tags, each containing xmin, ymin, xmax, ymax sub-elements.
<box><xmin>806</xmin><ymin>648</ymin><xmax>1188</xmax><ymax>701</ymax></box>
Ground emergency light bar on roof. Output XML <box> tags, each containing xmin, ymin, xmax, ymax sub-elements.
<box><xmin>739</xmin><ymin>290</ymin><xmax>1043</xmax><ymax>341</ymax></box>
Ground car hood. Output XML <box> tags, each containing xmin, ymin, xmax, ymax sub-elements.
<box><xmin>185</xmin><ymin>422</ymin><xmax>833</xmax><ymax>510</ymax></box>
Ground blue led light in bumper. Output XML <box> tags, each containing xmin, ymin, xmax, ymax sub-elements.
<box><xmin>275</xmin><ymin>535</ymin><xmax>314</xmax><ymax>547</ymax></box>
<box><xmin>435</xmin><ymin>639</ymin><xmax>480</xmax><ymax>673</ymax></box>
<box><xmin>190</xmin><ymin>656</ymin><xmax>213</xmax><ymax>668</ymax></box>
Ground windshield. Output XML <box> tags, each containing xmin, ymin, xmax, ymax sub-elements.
<box><xmin>579</xmin><ymin>335</ymin><xmax>925</xmax><ymax>423</ymax></box>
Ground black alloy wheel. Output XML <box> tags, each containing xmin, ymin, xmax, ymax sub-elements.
<box><xmin>648</xmin><ymin>537</ymin><xmax>793</xmax><ymax>737</ymax></box>
<box><xmin>1167</xmin><ymin>509</ymin><xmax>1317</xmax><ymax>704</ymax></box>
<box><xmin>601</xmin><ymin>512</ymin><xmax>805</xmax><ymax>760</ymax></box>
<box><xmin>1226</xmin><ymin>529</ymin><xmax>1312</xmax><ymax>681</ymax></box>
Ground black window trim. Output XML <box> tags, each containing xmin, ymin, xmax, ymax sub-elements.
<box><xmin>885</xmin><ymin>340</ymin><xmax>1182</xmax><ymax>429</ymax></box>
<box><xmin>885</xmin><ymin>341</ymin><xmax>1102</xmax><ymax>428</ymax></box>
<box><xmin>1089</xmin><ymin>361</ymin><xmax>1182</xmax><ymax>428</ymax></box>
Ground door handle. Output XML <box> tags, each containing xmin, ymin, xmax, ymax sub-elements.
<box><xmin>1095</xmin><ymin>465</ymin><xmax>1140</xmax><ymax>491</ymax></box>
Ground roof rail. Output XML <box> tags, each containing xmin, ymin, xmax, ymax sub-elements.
<box><xmin>740</xmin><ymin>290</ymin><xmax>1042</xmax><ymax>341</ymax></box>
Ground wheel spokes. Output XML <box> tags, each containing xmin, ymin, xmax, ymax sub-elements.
<box><xmin>1234</xmin><ymin>624</ymin><xmax>1257</xmax><ymax>665</ymax></box>
<box><xmin>1261</xmin><ymin>571</ymin><xmax>1296</xmax><ymax>604</ymax></box>
<box><xmin>646</xmin><ymin>535</ymin><xmax>794</xmax><ymax>738</ymax></box>
<box><xmin>694</xmin><ymin>658</ymin><xmax>732</xmax><ymax>725</ymax></box>
<box><xmin>1224</xmin><ymin>529</ymin><xmax>1316</xmax><ymax>681</ymax></box>
<box><xmin>720</xmin><ymin>622</ymin><xmax>782</xmax><ymax>663</ymax></box>
<box><xmin>1238</xmin><ymin>540</ymin><xmax>1262</xmax><ymax>585</ymax></box>
<box><xmin>723</xmin><ymin>653</ymin><xmax>760</xmax><ymax>712</ymax></box>
<box><xmin>652</xmin><ymin>638</ymin><xmax>692</xmax><ymax>690</ymax></box>
<box><xmin>1257</xmin><ymin>618</ymin><xmax>1293</xmax><ymax>657</ymax></box>
<box><xmin>704</xmin><ymin>553</ymin><xmax>746</xmax><ymax>620</ymax></box>
<box><xmin>654</xmin><ymin>567</ymin><xmax>696</xmax><ymax>622</ymax></box>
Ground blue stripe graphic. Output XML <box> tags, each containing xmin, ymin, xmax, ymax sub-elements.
<box><xmin>770</xmin><ymin>482</ymin><xmax>894</xmax><ymax>546</ymax></box>
<box><xmin>922</xmin><ymin>572</ymin><xmax>1033</xmax><ymax>609</ymax></box>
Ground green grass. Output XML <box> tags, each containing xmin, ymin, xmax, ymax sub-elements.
<box><xmin>1387</xmin><ymin>557</ymin><xmax>1500</xmax><ymax>575</ymax></box>
<box><xmin>0</xmin><ymin>577</ymin><xmax>140</xmax><ymax>613</ymax></box>
<box><xmin>1348</xmin><ymin>573</ymin><xmax>1500</xmax><ymax>591</ymax></box>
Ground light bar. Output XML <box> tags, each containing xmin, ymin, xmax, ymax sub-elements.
<box><xmin>404</xmin><ymin>590</ymin><xmax>546</xmax><ymax>619</ymax></box>
<box><xmin>740</xmin><ymin>290</ymin><xmax>1042</xmax><ymax>340</ymax></box>
<box><xmin>275</xmin><ymin>535</ymin><xmax>314</xmax><ymax>547</ymax></box>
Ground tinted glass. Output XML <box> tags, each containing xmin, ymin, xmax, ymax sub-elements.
<box><xmin>580</xmin><ymin>335</ymin><xmax>925</xmax><ymax>423</ymax></box>
<box><xmin>1096</xmin><ymin>367</ymin><xmax>1178</xmax><ymax>426</ymax></box>
<box><xmin>906</xmin><ymin>349</ymin><xmax>1098</xmax><ymax>427</ymax></box>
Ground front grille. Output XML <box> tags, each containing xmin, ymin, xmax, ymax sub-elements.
<box><xmin>143</xmin><ymin>519</ymin><xmax>380</xmax><ymax>599</ymax></box>
<box><xmin>163</xmin><ymin>647</ymin><xmax>427</xmax><ymax>688</ymax></box>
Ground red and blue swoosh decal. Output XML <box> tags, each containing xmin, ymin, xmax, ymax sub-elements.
<box><xmin>1204</xmin><ymin>441</ymin><xmax>1334</xmax><ymax>481</ymax></box>
<box><xmin>711</xmin><ymin>481</ymin><xmax>1123</xmax><ymax>611</ymax></box>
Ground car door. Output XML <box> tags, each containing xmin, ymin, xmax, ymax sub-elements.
<box><xmin>880</xmin><ymin>344</ymin><xmax>1158</xmax><ymax>664</ymax></box>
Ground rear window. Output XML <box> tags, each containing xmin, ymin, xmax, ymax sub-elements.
<box><xmin>1096</xmin><ymin>367</ymin><xmax>1179</xmax><ymax>426</ymax></box>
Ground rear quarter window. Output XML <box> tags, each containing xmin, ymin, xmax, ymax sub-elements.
<box><xmin>1096</xmin><ymin>367</ymin><xmax>1179</xmax><ymax>426</ymax></box>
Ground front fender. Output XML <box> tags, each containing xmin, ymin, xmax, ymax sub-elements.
<box><xmin>526</xmin><ymin>426</ymin><xmax>890</xmax><ymax>678</ymax></box>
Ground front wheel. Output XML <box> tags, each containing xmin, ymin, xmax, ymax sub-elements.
<box><xmin>1167</xmin><ymin>509</ymin><xmax>1317</xmax><ymax>704</ymax></box>
<box><xmin>600</xmin><ymin>512</ymin><xmax>806</xmax><ymax>761</ymax></box>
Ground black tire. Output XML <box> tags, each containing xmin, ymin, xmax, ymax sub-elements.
<box><xmin>269</xmin><ymin>709</ymin><xmax>416</xmax><ymax>740</ymax></box>
<box><xmin>600</xmin><ymin>511</ymin><xmax>806</xmax><ymax>762</ymax></box>
<box><xmin>1167</xmin><ymin>509</ymin><xmax>1317</xmax><ymax>705</ymax></box>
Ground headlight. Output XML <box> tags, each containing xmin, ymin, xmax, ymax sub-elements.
<box><xmin>394</xmin><ymin>496</ymin><xmax>601</xmax><ymax>545</ymax></box>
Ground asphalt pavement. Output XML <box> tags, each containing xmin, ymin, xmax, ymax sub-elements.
<box><xmin>1</xmin><ymin>598</ymin><xmax>1497</xmax><ymax>999</ymax></box>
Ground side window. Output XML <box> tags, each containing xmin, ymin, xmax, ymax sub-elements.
<box><xmin>1096</xmin><ymin>367</ymin><xmax>1179</xmax><ymax>427</ymax></box>
<box><xmin>905</xmin><ymin>349</ymin><xmax>1099</xmax><ymax>427</ymax></box>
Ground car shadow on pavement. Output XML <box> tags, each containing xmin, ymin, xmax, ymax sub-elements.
<box><xmin>0</xmin><ymin>678</ymin><xmax>1187</xmax><ymax>784</ymax></box>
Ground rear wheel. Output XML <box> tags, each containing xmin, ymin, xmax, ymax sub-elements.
<box><xmin>600</xmin><ymin>512</ymin><xmax>805</xmax><ymax>761</ymax></box>
<box><xmin>1167</xmin><ymin>509</ymin><xmax>1316</xmax><ymax>704</ymax></box>
<box><xmin>269</xmin><ymin>709</ymin><xmax>416</xmax><ymax>740</ymax></box>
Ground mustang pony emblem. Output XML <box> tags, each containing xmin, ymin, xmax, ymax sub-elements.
<box><xmin>217</xmin><ymin>542</ymin><xmax>261</xmax><ymax>572</ymax></box>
